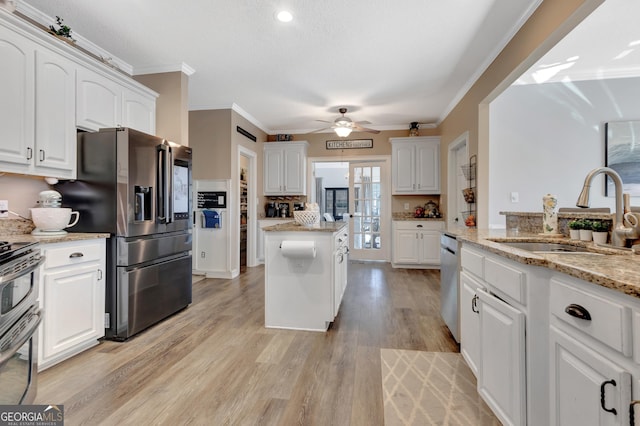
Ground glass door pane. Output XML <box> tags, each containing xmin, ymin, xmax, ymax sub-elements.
<box><xmin>349</xmin><ymin>162</ymin><xmax>384</xmax><ymax>260</ymax></box>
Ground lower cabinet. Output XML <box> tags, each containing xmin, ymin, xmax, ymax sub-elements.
<box><xmin>38</xmin><ymin>239</ymin><xmax>106</xmax><ymax>371</ymax></box>
<box><xmin>392</xmin><ymin>220</ymin><xmax>444</xmax><ymax>267</ymax></box>
<box><xmin>478</xmin><ymin>287</ymin><xmax>526</xmax><ymax>426</ymax></box>
<box><xmin>550</xmin><ymin>326</ymin><xmax>632</xmax><ymax>426</ymax></box>
<box><xmin>459</xmin><ymin>270</ymin><xmax>482</xmax><ymax>376</ymax></box>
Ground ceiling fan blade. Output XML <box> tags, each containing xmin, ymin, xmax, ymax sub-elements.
<box><xmin>307</xmin><ymin>126</ymin><xmax>334</xmax><ymax>134</ymax></box>
<box><xmin>353</xmin><ymin>124</ymin><xmax>380</xmax><ymax>134</ymax></box>
<box><xmin>355</xmin><ymin>120</ymin><xmax>371</xmax><ymax>125</ymax></box>
<box><xmin>315</xmin><ymin>119</ymin><xmax>333</xmax><ymax>124</ymax></box>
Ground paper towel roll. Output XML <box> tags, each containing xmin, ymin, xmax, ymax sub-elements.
<box><xmin>280</xmin><ymin>240</ymin><xmax>316</xmax><ymax>259</ymax></box>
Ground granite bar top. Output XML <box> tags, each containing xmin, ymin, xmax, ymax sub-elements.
<box><xmin>392</xmin><ymin>212</ymin><xmax>445</xmax><ymax>221</ymax></box>
<box><xmin>443</xmin><ymin>226</ymin><xmax>640</xmax><ymax>299</ymax></box>
<box><xmin>263</xmin><ymin>221</ymin><xmax>348</xmax><ymax>233</ymax></box>
<box><xmin>500</xmin><ymin>211</ymin><xmax>612</xmax><ymax>220</ymax></box>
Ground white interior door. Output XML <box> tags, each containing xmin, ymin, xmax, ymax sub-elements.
<box><xmin>348</xmin><ymin>161</ymin><xmax>387</xmax><ymax>261</ymax></box>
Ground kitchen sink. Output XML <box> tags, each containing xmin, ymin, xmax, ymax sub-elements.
<box><xmin>495</xmin><ymin>241</ymin><xmax>603</xmax><ymax>254</ymax></box>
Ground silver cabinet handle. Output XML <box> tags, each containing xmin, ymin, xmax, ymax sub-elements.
<box><xmin>97</xmin><ymin>269</ymin><xmax>103</xmax><ymax>280</ymax></box>
<box><xmin>69</xmin><ymin>252</ymin><xmax>84</xmax><ymax>258</ymax></box>
<box><xmin>39</xmin><ymin>150</ymin><xmax>45</xmax><ymax>162</ymax></box>
<box><xmin>26</xmin><ymin>147</ymin><xmax>33</xmax><ymax>160</ymax></box>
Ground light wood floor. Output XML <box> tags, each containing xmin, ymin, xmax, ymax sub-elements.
<box><xmin>35</xmin><ymin>262</ymin><xmax>459</xmax><ymax>425</ymax></box>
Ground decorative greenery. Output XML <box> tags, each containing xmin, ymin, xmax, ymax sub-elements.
<box><xmin>590</xmin><ymin>220</ymin><xmax>610</xmax><ymax>233</ymax></box>
<box><xmin>49</xmin><ymin>16</ymin><xmax>75</xmax><ymax>41</ymax></box>
<box><xmin>568</xmin><ymin>220</ymin><xmax>582</xmax><ymax>230</ymax></box>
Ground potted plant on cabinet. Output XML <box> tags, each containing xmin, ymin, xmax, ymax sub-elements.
<box><xmin>591</xmin><ymin>220</ymin><xmax>609</xmax><ymax>245</ymax></box>
<box><xmin>579</xmin><ymin>219</ymin><xmax>593</xmax><ymax>241</ymax></box>
<box><xmin>568</xmin><ymin>220</ymin><xmax>581</xmax><ymax>240</ymax></box>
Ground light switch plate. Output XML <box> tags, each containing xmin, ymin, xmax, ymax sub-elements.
<box><xmin>0</xmin><ymin>200</ymin><xmax>7</xmax><ymax>218</ymax></box>
<box><xmin>510</xmin><ymin>192</ymin><xmax>519</xmax><ymax>203</ymax></box>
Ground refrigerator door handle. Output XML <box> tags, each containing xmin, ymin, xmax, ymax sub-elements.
<box><xmin>157</xmin><ymin>144</ymin><xmax>171</xmax><ymax>224</ymax></box>
<box><xmin>168</xmin><ymin>146</ymin><xmax>174</xmax><ymax>224</ymax></box>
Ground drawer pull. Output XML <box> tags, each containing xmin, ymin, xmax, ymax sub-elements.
<box><xmin>600</xmin><ymin>379</ymin><xmax>617</xmax><ymax>415</ymax></box>
<box><xmin>565</xmin><ymin>304</ymin><xmax>592</xmax><ymax>321</ymax></box>
<box><xmin>69</xmin><ymin>252</ymin><xmax>84</xmax><ymax>258</ymax></box>
<box><xmin>417</xmin><ymin>224</ymin><xmax>423</xmax><ymax>228</ymax></box>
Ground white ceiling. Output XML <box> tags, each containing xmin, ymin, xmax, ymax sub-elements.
<box><xmin>19</xmin><ymin>0</ymin><xmax>637</xmax><ymax>135</ymax></box>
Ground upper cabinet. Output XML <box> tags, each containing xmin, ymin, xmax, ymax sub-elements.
<box><xmin>263</xmin><ymin>141</ymin><xmax>308</xmax><ymax>195</ymax></box>
<box><xmin>390</xmin><ymin>136</ymin><xmax>440</xmax><ymax>194</ymax></box>
<box><xmin>0</xmin><ymin>12</ymin><xmax>157</xmax><ymax>179</ymax></box>
<box><xmin>77</xmin><ymin>66</ymin><xmax>156</xmax><ymax>134</ymax></box>
<box><xmin>0</xmin><ymin>24</ymin><xmax>76</xmax><ymax>179</ymax></box>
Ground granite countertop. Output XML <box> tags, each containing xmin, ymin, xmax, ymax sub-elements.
<box><xmin>263</xmin><ymin>221</ymin><xmax>348</xmax><ymax>233</ymax></box>
<box><xmin>444</xmin><ymin>226</ymin><xmax>640</xmax><ymax>299</ymax></box>
<box><xmin>0</xmin><ymin>232</ymin><xmax>110</xmax><ymax>245</ymax></box>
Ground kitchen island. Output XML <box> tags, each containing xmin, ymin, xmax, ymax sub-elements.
<box><xmin>263</xmin><ymin>221</ymin><xmax>348</xmax><ymax>331</ymax></box>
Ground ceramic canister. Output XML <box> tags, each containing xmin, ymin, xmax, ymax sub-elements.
<box><xmin>542</xmin><ymin>194</ymin><xmax>559</xmax><ymax>234</ymax></box>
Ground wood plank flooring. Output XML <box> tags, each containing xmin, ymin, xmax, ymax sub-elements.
<box><xmin>35</xmin><ymin>262</ymin><xmax>459</xmax><ymax>425</ymax></box>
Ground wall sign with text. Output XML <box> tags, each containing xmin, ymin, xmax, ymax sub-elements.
<box><xmin>325</xmin><ymin>139</ymin><xmax>373</xmax><ymax>150</ymax></box>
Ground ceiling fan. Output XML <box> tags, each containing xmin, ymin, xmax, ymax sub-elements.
<box><xmin>310</xmin><ymin>108</ymin><xmax>380</xmax><ymax>137</ymax></box>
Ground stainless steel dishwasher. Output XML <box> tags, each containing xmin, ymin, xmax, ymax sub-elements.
<box><xmin>440</xmin><ymin>231</ymin><xmax>460</xmax><ymax>343</ymax></box>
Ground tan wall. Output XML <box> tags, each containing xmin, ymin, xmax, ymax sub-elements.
<box><xmin>189</xmin><ymin>109</ymin><xmax>233</xmax><ymax>180</ymax></box>
<box><xmin>285</xmin><ymin>128</ymin><xmax>439</xmax><ymax>158</ymax></box>
<box><xmin>0</xmin><ymin>174</ymin><xmax>51</xmax><ymax>218</ymax></box>
<box><xmin>134</xmin><ymin>71</ymin><xmax>189</xmax><ymax>145</ymax></box>
<box><xmin>438</xmin><ymin>0</ymin><xmax>604</xmax><ymax>227</ymax></box>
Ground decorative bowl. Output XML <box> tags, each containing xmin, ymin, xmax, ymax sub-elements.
<box><xmin>294</xmin><ymin>210</ymin><xmax>320</xmax><ymax>226</ymax></box>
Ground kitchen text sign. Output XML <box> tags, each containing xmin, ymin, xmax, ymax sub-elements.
<box><xmin>325</xmin><ymin>139</ymin><xmax>373</xmax><ymax>150</ymax></box>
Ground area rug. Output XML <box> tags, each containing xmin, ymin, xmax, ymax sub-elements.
<box><xmin>380</xmin><ymin>349</ymin><xmax>500</xmax><ymax>426</ymax></box>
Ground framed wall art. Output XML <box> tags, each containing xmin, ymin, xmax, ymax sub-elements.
<box><xmin>605</xmin><ymin>120</ymin><xmax>640</xmax><ymax>196</ymax></box>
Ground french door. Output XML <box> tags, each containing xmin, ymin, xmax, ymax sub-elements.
<box><xmin>348</xmin><ymin>161</ymin><xmax>387</xmax><ymax>261</ymax></box>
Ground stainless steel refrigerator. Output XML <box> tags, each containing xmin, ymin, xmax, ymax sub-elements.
<box><xmin>56</xmin><ymin>127</ymin><xmax>193</xmax><ymax>340</ymax></box>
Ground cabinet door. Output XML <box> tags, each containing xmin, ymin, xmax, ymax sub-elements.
<box><xmin>41</xmin><ymin>262</ymin><xmax>104</xmax><ymax>361</ymax></box>
<box><xmin>419</xmin><ymin>231</ymin><xmax>441</xmax><ymax>264</ymax></box>
<box><xmin>478</xmin><ymin>288</ymin><xmax>526</xmax><ymax>426</ymax></box>
<box><xmin>122</xmin><ymin>88</ymin><xmax>156</xmax><ymax>135</ymax></box>
<box><xmin>460</xmin><ymin>271</ymin><xmax>482</xmax><ymax>376</ymax></box>
<box><xmin>393</xmin><ymin>229</ymin><xmax>420</xmax><ymax>264</ymax></box>
<box><xmin>392</xmin><ymin>143</ymin><xmax>415</xmax><ymax>193</ymax></box>
<box><xmin>0</xmin><ymin>26</ymin><xmax>34</xmax><ymax>167</ymax></box>
<box><xmin>283</xmin><ymin>145</ymin><xmax>306</xmax><ymax>194</ymax></box>
<box><xmin>415</xmin><ymin>141</ymin><xmax>440</xmax><ymax>192</ymax></box>
<box><xmin>76</xmin><ymin>66</ymin><xmax>121</xmax><ymax>131</ymax></box>
<box><xmin>263</xmin><ymin>149</ymin><xmax>284</xmax><ymax>194</ymax></box>
<box><xmin>550</xmin><ymin>326</ymin><xmax>631</xmax><ymax>426</ymax></box>
<box><xmin>34</xmin><ymin>48</ymin><xmax>76</xmax><ymax>177</ymax></box>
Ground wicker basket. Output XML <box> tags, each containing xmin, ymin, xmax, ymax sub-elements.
<box><xmin>461</xmin><ymin>164</ymin><xmax>476</xmax><ymax>180</ymax></box>
<box><xmin>294</xmin><ymin>210</ymin><xmax>320</xmax><ymax>226</ymax></box>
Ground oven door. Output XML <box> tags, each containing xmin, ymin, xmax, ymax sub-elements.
<box><xmin>0</xmin><ymin>306</ymin><xmax>42</xmax><ymax>404</ymax></box>
<box><xmin>0</xmin><ymin>257</ymin><xmax>43</xmax><ymax>336</ymax></box>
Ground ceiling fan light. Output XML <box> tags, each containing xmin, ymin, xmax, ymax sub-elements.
<box><xmin>335</xmin><ymin>127</ymin><xmax>352</xmax><ymax>137</ymax></box>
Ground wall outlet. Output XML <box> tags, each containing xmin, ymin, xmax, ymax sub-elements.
<box><xmin>0</xmin><ymin>200</ymin><xmax>7</xmax><ymax>218</ymax></box>
<box><xmin>510</xmin><ymin>192</ymin><xmax>519</xmax><ymax>203</ymax></box>
<box><xmin>404</xmin><ymin>203</ymin><xmax>410</xmax><ymax>210</ymax></box>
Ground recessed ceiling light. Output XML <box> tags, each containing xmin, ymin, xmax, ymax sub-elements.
<box><xmin>276</xmin><ymin>10</ymin><xmax>293</xmax><ymax>23</ymax></box>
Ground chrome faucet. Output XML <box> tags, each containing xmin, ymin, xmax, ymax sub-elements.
<box><xmin>576</xmin><ymin>166</ymin><xmax>638</xmax><ymax>247</ymax></box>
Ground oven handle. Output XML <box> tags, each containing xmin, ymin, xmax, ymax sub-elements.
<box><xmin>0</xmin><ymin>257</ymin><xmax>45</xmax><ymax>285</ymax></box>
<box><xmin>0</xmin><ymin>309</ymin><xmax>42</xmax><ymax>365</ymax></box>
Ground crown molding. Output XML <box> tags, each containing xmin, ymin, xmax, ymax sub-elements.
<box><xmin>134</xmin><ymin>62</ymin><xmax>196</xmax><ymax>76</ymax></box>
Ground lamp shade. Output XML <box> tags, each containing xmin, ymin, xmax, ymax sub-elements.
<box><xmin>334</xmin><ymin>126</ymin><xmax>352</xmax><ymax>137</ymax></box>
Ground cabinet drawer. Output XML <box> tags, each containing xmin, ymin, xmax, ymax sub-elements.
<box><xmin>393</xmin><ymin>221</ymin><xmax>444</xmax><ymax>231</ymax></box>
<box><xmin>484</xmin><ymin>257</ymin><xmax>526</xmax><ymax>305</ymax></box>
<box><xmin>461</xmin><ymin>246</ymin><xmax>484</xmax><ymax>278</ymax></box>
<box><xmin>43</xmin><ymin>241</ymin><xmax>103</xmax><ymax>269</ymax></box>
<box><xmin>550</xmin><ymin>277</ymin><xmax>631</xmax><ymax>356</ymax></box>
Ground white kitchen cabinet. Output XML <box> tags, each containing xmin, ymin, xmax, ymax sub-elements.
<box><xmin>478</xmin><ymin>287</ymin><xmax>526</xmax><ymax>426</ymax></box>
<box><xmin>263</xmin><ymin>141</ymin><xmax>308</xmax><ymax>195</ymax></box>
<box><xmin>257</xmin><ymin>219</ymin><xmax>292</xmax><ymax>263</ymax></box>
<box><xmin>391</xmin><ymin>221</ymin><xmax>444</xmax><ymax>267</ymax></box>
<box><xmin>550</xmin><ymin>326</ymin><xmax>631</xmax><ymax>426</ymax></box>
<box><xmin>76</xmin><ymin>66</ymin><xmax>121</xmax><ymax>131</ymax></box>
<box><xmin>0</xmin><ymin>25</ymin><xmax>76</xmax><ymax>179</ymax></box>
<box><xmin>122</xmin><ymin>87</ymin><xmax>156</xmax><ymax>135</ymax></box>
<box><xmin>459</xmin><ymin>270</ymin><xmax>482</xmax><ymax>377</ymax></box>
<box><xmin>38</xmin><ymin>239</ymin><xmax>106</xmax><ymax>371</ymax></box>
<box><xmin>548</xmin><ymin>273</ymin><xmax>640</xmax><ymax>426</ymax></box>
<box><xmin>390</xmin><ymin>137</ymin><xmax>440</xmax><ymax>194</ymax></box>
<box><xmin>460</xmin><ymin>242</ymin><xmax>550</xmax><ymax>426</ymax></box>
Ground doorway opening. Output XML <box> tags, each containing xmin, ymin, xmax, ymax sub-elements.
<box><xmin>238</xmin><ymin>146</ymin><xmax>257</xmax><ymax>274</ymax></box>
<box><xmin>447</xmin><ymin>132</ymin><xmax>469</xmax><ymax>229</ymax></box>
<box><xmin>311</xmin><ymin>158</ymin><xmax>389</xmax><ymax>261</ymax></box>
